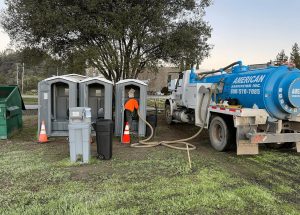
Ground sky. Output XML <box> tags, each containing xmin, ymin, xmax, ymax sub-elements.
<box><xmin>201</xmin><ymin>0</ymin><xmax>300</xmax><ymax>69</ymax></box>
<box><xmin>0</xmin><ymin>0</ymin><xmax>9</xmax><ymax>51</ymax></box>
<box><xmin>0</xmin><ymin>0</ymin><xmax>300</xmax><ymax>70</ymax></box>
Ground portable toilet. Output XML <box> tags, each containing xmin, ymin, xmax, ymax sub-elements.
<box><xmin>79</xmin><ymin>77</ymin><xmax>113</xmax><ymax>122</ymax></box>
<box><xmin>115</xmin><ymin>79</ymin><xmax>147</xmax><ymax>137</ymax></box>
<box><xmin>0</xmin><ymin>85</ymin><xmax>25</xmax><ymax>139</ymax></box>
<box><xmin>38</xmin><ymin>74</ymin><xmax>86</xmax><ymax>136</ymax></box>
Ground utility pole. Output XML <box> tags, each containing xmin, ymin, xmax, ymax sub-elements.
<box><xmin>22</xmin><ymin>63</ymin><xmax>24</xmax><ymax>94</ymax></box>
<box><xmin>16</xmin><ymin>64</ymin><xmax>19</xmax><ymax>85</ymax></box>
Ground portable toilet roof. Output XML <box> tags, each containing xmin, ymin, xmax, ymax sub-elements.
<box><xmin>79</xmin><ymin>77</ymin><xmax>113</xmax><ymax>85</ymax></box>
<box><xmin>44</xmin><ymin>74</ymin><xmax>86</xmax><ymax>83</ymax></box>
<box><xmin>116</xmin><ymin>79</ymin><xmax>147</xmax><ymax>86</ymax></box>
<box><xmin>62</xmin><ymin>74</ymin><xmax>86</xmax><ymax>81</ymax></box>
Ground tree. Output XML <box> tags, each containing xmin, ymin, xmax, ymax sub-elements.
<box><xmin>0</xmin><ymin>48</ymin><xmax>67</xmax><ymax>90</ymax></box>
<box><xmin>276</xmin><ymin>50</ymin><xmax>288</xmax><ymax>64</ymax></box>
<box><xmin>1</xmin><ymin>0</ymin><xmax>212</xmax><ymax>82</ymax></box>
<box><xmin>290</xmin><ymin>43</ymin><xmax>300</xmax><ymax>69</ymax></box>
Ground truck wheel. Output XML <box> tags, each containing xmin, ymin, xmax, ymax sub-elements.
<box><xmin>165</xmin><ymin>104</ymin><xmax>173</xmax><ymax>125</ymax></box>
<box><xmin>209</xmin><ymin>116</ymin><xmax>233</xmax><ymax>151</ymax></box>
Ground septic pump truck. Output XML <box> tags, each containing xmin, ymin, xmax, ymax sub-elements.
<box><xmin>165</xmin><ymin>61</ymin><xmax>300</xmax><ymax>155</ymax></box>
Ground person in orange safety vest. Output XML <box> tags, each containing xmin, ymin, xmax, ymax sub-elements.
<box><xmin>124</xmin><ymin>98</ymin><xmax>139</xmax><ymax>112</ymax></box>
<box><xmin>124</xmin><ymin>88</ymin><xmax>139</xmax><ymax>132</ymax></box>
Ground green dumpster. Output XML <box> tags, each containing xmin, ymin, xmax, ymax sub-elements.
<box><xmin>0</xmin><ymin>86</ymin><xmax>25</xmax><ymax>139</ymax></box>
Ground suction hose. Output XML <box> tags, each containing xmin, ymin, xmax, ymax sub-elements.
<box><xmin>130</xmin><ymin>88</ymin><xmax>213</xmax><ymax>151</ymax></box>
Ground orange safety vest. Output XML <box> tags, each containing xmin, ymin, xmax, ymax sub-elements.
<box><xmin>124</xmin><ymin>98</ymin><xmax>139</xmax><ymax>112</ymax></box>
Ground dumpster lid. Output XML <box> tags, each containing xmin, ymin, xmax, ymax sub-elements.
<box><xmin>0</xmin><ymin>85</ymin><xmax>25</xmax><ymax>110</ymax></box>
<box><xmin>18</xmin><ymin>87</ymin><xmax>26</xmax><ymax>110</ymax></box>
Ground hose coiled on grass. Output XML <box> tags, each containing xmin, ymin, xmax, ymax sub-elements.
<box><xmin>130</xmin><ymin>87</ymin><xmax>214</xmax><ymax>151</ymax></box>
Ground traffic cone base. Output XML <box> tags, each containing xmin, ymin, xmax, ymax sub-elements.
<box><xmin>122</xmin><ymin>122</ymin><xmax>131</xmax><ymax>144</ymax></box>
<box><xmin>38</xmin><ymin>120</ymin><xmax>49</xmax><ymax>143</ymax></box>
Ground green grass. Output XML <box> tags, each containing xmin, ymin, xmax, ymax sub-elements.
<box><xmin>0</xmin><ymin>116</ymin><xmax>299</xmax><ymax>214</ymax></box>
<box><xmin>22</xmin><ymin>97</ymin><xmax>38</xmax><ymax>105</ymax></box>
<box><xmin>11</xmin><ymin>116</ymin><xmax>38</xmax><ymax>141</ymax></box>
<box><xmin>147</xmin><ymin>98</ymin><xmax>166</xmax><ymax>109</ymax></box>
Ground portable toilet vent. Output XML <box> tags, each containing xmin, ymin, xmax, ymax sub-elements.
<box><xmin>38</xmin><ymin>74</ymin><xmax>86</xmax><ymax>136</ymax></box>
<box><xmin>79</xmin><ymin>77</ymin><xmax>113</xmax><ymax>122</ymax></box>
<box><xmin>115</xmin><ymin>79</ymin><xmax>147</xmax><ymax>137</ymax></box>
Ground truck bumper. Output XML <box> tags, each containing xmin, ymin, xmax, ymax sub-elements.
<box><xmin>247</xmin><ymin>132</ymin><xmax>300</xmax><ymax>153</ymax></box>
<box><xmin>249</xmin><ymin>132</ymin><xmax>300</xmax><ymax>144</ymax></box>
<box><xmin>237</xmin><ymin>132</ymin><xmax>300</xmax><ymax>155</ymax></box>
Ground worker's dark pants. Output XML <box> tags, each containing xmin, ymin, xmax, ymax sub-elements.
<box><xmin>125</xmin><ymin>110</ymin><xmax>137</xmax><ymax>132</ymax></box>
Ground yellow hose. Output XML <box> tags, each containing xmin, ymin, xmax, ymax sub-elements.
<box><xmin>130</xmin><ymin>110</ymin><xmax>200</xmax><ymax>150</ymax></box>
<box><xmin>130</xmin><ymin>88</ymin><xmax>213</xmax><ymax>151</ymax></box>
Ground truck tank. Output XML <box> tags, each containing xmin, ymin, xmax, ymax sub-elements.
<box><xmin>191</xmin><ymin>62</ymin><xmax>300</xmax><ymax>120</ymax></box>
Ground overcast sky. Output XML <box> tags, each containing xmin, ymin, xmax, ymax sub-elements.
<box><xmin>202</xmin><ymin>0</ymin><xmax>300</xmax><ymax>69</ymax></box>
<box><xmin>0</xmin><ymin>0</ymin><xmax>300</xmax><ymax>70</ymax></box>
<box><xmin>0</xmin><ymin>0</ymin><xmax>9</xmax><ymax>52</ymax></box>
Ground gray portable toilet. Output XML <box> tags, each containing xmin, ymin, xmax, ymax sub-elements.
<box><xmin>38</xmin><ymin>74</ymin><xmax>86</xmax><ymax>136</ymax></box>
<box><xmin>79</xmin><ymin>77</ymin><xmax>113</xmax><ymax>122</ymax></box>
<box><xmin>115</xmin><ymin>79</ymin><xmax>147</xmax><ymax>137</ymax></box>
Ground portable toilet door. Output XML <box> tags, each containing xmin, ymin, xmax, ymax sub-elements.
<box><xmin>115</xmin><ymin>79</ymin><xmax>147</xmax><ymax>137</ymax></box>
<box><xmin>38</xmin><ymin>75</ymin><xmax>85</xmax><ymax>136</ymax></box>
<box><xmin>79</xmin><ymin>77</ymin><xmax>113</xmax><ymax>122</ymax></box>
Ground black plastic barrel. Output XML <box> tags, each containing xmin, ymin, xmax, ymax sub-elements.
<box><xmin>93</xmin><ymin>119</ymin><xmax>113</xmax><ymax>160</ymax></box>
<box><xmin>146</xmin><ymin>114</ymin><xmax>157</xmax><ymax>137</ymax></box>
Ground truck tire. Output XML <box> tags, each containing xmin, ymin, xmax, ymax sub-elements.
<box><xmin>209</xmin><ymin>116</ymin><xmax>233</xmax><ymax>151</ymax></box>
<box><xmin>165</xmin><ymin>104</ymin><xmax>173</xmax><ymax>125</ymax></box>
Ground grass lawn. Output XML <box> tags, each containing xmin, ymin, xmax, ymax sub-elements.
<box><xmin>147</xmin><ymin>98</ymin><xmax>165</xmax><ymax>109</ymax></box>
<box><xmin>22</xmin><ymin>97</ymin><xmax>38</xmax><ymax>105</ymax></box>
<box><xmin>0</xmin><ymin>115</ymin><xmax>299</xmax><ymax>214</ymax></box>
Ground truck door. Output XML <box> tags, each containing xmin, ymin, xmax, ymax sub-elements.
<box><xmin>174</xmin><ymin>73</ymin><xmax>184</xmax><ymax>106</ymax></box>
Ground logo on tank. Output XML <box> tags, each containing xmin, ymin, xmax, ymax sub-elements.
<box><xmin>230</xmin><ymin>75</ymin><xmax>266</xmax><ymax>95</ymax></box>
<box><xmin>291</xmin><ymin>88</ymin><xmax>300</xmax><ymax>97</ymax></box>
<box><xmin>232</xmin><ymin>75</ymin><xmax>266</xmax><ymax>84</ymax></box>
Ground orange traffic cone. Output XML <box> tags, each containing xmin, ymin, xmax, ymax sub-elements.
<box><xmin>122</xmin><ymin>122</ymin><xmax>131</xmax><ymax>144</ymax></box>
<box><xmin>38</xmin><ymin>120</ymin><xmax>48</xmax><ymax>143</ymax></box>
